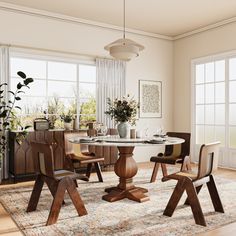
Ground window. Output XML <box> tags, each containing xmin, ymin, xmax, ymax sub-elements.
<box><xmin>192</xmin><ymin>53</ymin><xmax>236</xmax><ymax>168</ymax></box>
<box><xmin>10</xmin><ymin>54</ymin><xmax>96</xmax><ymax>129</ymax></box>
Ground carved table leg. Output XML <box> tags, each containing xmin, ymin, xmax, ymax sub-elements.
<box><xmin>102</xmin><ymin>146</ymin><xmax>149</xmax><ymax>203</ymax></box>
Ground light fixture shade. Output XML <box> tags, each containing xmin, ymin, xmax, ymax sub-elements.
<box><xmin>104</xmin><ymin>38</ymin><xmax>145</xmax><ymax>61</ymax></box>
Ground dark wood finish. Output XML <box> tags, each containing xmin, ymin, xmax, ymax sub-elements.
<box><xmin>163</xmin><ymin>142</ymin><xmax>224</xmax><ymax>226</ymax></box>
<box><xmin>150</xmin><ymin>132</ymin><xmax>191</xmax><ymax>183</ymax></box>
<box><xmin>27</xmin><ymin>142</ymin><xmax>87</xmax><ymax>226</ymax></box>
<box><xmin>102</xmin><ymin>146</ymin><xmax>149</xmax><ymax>203</ymax></box>
<box><xmin>64</xmin><ymin>131</ymin><xmax>104</xmax><ymax>182</ymax></box>
<box><xmin>9</xmin><ymin>129</ymin><xmax>118</xmax><ymax>182</ymax></box>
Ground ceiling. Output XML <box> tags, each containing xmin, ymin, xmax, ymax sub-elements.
<box><xmin>1</xmin><ymin>0</ymin><xmax>236</xmax><ymax>37</ymax></box>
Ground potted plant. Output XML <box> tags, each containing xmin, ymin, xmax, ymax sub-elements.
<box><xmin>60</xmin><ymin>112</ymin><xmax>73</xmax><ymax>130</ymax></box>
<box><xmin>105</xmin><ymin>95</ymin><xmax>139</xmax><ymax>138</ymax></box>
<box><xmin>0</xmin><ymin>71</ymin><xmax>34</xmax><ymax>182</ymax></box>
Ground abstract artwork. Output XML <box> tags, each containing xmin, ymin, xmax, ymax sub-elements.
<box><xmin>139</xmin><ymin>80</ymin><xmax>162</xmax><ymax>118</ymax></box>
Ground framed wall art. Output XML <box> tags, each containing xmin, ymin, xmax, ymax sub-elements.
<box><xmin>139</xmin><ymin>80</ymin><xmax>162</xmax><ymax>118</ymax></box>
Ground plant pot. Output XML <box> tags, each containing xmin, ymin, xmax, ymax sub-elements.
<box><xmin>117</xmin><ymin>122</ymin><xmax>130</xmax><ymax>138</ymax></box>
<box><xmin>64</xmin><ymin>122</ymin><xmax>72</xmax><ymax>130</ymax></box>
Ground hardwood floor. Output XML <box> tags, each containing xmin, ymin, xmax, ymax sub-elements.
<box><xmin>0</xmin><ymin>162</ymin><xmax>236</xmax><ymax>235</ymax></box>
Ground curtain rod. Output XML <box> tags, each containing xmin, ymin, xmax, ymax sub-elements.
<box><xmin>0</xmin><ymin>43</ymin><xmax>111</xmax><ymax>61</ymax></box>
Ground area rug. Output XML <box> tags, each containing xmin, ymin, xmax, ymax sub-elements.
<box><xmin>0</xmin><ymin>168</ymin><xmax>236</xmax><ymax>236</ymax></box>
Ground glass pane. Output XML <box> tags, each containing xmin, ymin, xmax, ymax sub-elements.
<box><xmin>215</xmin><ymin>60</ymin><xmax>225</xmax><ymax>82</ymax></box>
<box><xmin>15</xmin><ymin>96</ymin><xmax>47</xmax><ymax>114</ymax></box>
<box><xmin>229</xmin><ymin>104</ymin><xmax>236</xmax><ymax>125</ymax></box>
<box><xmin>205</xmin><ymin>62</ymin><xmax>214</xmax><ymax>82</ymax></box>
<box><xmin>48</xmin><ymin>81</ymin><xmax>76</xmax><ymax>97</ymax></box>
<box><xmin>229</xmin><ymin>81</ymin><xmax>236</xmax><ymax>103</ymax></box>
<box><xmin>10</xmin><ymin>57</ymin><xmax>46</xmax><ymax>78</ymax></box>
<box><xmin>215</xmin><ymin>82</ymin><xmax>225</xmax><ymax>103</ymax></box>
<box><xmin>196</xmin><ymin>125</ymin><xmax>204</xmax><ymax>144</ymax></box>
<box><xmin>79</xmin><ymin>83</ymin><xmax>96</xmax><ymax>98</ymax></box>
<box><xmin>79</xmin><ymin>65</ymin><xmax>96</xmax><ymax>83</ymax></box>
<box><xmin>196</xmin><ymin>105</ymin><xmax>204</xmax><ymax>124</ymax></box>
<box><xmin>205</xmin><ymin>83</ymin><xmax>214</xmax><ymax>103</ymax></box>
<box><xmin>196</xmin><ymin>64</ymin><xmax>204</xmax><ymax>84</ymax></box>
<box><xmin>47</xmin><ymin>97</ymin><xmax>76</xmax><ymax>114</ymax></box>
<box><xmin>48</xmin><ymin>61</ymin><xmax>77</xmax><ymax>81</ymax></box>
<box><xmin>215</xmin><ymin>126</ymin><xmax>225</xmax><ymax>146</ymax></box>
<box><xmin>215</xmin><ymin>104</ymin><xmax>225</xmax><ymax>125</ymax></box>
<box><xmin>196</xmin><ymin>84</ymin><xmax>204</xmax><ymax>104</ymax></box>
<box><xmin>229</xmin><ymin>58</ymin><xmax>236</xmax><ymax>80</ymax></box>
<box><xmin>230</xmin><ymin>127</ymin><xmax>236</xmax><ymax>148</ymax></box>
<box><xmin>205</xmin><ymin>126</ymin><xmax>215</xmax><ymax>143</ymax></box>
<box><xmin>205</xmin><ymin>105</ymin><xmax>214</xmax><ymax>124</ymax></box>
<box><xmin>10</xmin><ymin>78</ymin><xmax>46</xmax><ymax>96</ymax></box>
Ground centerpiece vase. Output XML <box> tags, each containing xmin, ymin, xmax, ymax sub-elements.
<box><xmin>117</xmin><ymin>122</ymin><xmax>130</xmax><ymax>138</ymax></box>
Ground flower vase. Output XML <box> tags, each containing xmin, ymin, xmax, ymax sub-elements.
<box><xmin>64</xmin><ymin>122</ymin><xmax>72</xmax><ymax>130</ymax></box>
<box><xmin>117</xmin><ymin>122</ymin><xmax>130</xmax><ymax>138</ymax></box>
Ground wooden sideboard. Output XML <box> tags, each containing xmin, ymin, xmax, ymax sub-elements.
<box><xmin>9</xmin><ymin>129</ymin><xmax>118</xmax><ymax>182</ymax></box>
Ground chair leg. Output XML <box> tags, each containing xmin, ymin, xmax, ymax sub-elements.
<box><xmin>86</xmin><ymin>163</ymin><xmax>93</xmax><ymax>179</ymax></box>
<box><xmin>163</xmin><ymin>179</ymin><xmax>186</xmax><ymax>217</ymax></box>
<box><xmin>184</xmin><ymin>184</ymin><xmax>202</xmax><ymax>205</ymax></box>
<box><xmin>46</xmin><ymin>180</ymin><xmax>67</xmax><ymax>225</ymax></box>
<box><xmin>94</xmin><ymin>162</ymin><xmax>103</xmax><ymax>182</ymax></box>
<box><xmin>27</xmin><ymin>175</ymin><xmax>44</xmax><ymax>212</ymax></box>
<box><xmin>185</xmin><ymin>180</ymin><xmax>206</xmax><ymax>226</ymax></box>
<box><xmin>65</xmin><ymin>177</ymin><xmax>87</xmax><ymax>216</ymax></box>
<box><xmin>161</xmin><ymin>164</ymin><xmax>169</xmax><ymax>182</ymax></box>
<box><xmin>207</xmin><ymin>175</ymin><xmax>224</xmax><ymax>213</ymax></box>
<box><xmin>74</xmin><ymin>179</ymin><xmax>78</xmax><ymax>187</ymax></box>
<box><xmin>150</xmin><ymin>162</ymin><xmax>159</xmax><ymax>183</ymax></box>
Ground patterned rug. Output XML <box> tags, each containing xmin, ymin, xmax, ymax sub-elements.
<box><xmin>0</xmin><ymin>168</ymin><xmax>236</xmax><ymax>236</ymax></box>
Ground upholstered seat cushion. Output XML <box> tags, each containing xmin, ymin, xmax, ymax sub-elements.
<box><xmin>67</xmin><ymin>152</ymin><xmax>104</xmax><ymax>164</ymax></box>
<box><xmin>150</xmin><ymin>155</ymin><xmax>183</xmax><ymax>164</ymax></box>
<box><xmin>54</xmin><ymin>170</ymin><xmax>79</xmax><ymax>180</ymax></box>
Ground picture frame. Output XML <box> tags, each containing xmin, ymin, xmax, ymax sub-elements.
<box><xmin>139</xmin><ymin>80</ymin><xmax>162</xmax><ymax>118</ymax></box>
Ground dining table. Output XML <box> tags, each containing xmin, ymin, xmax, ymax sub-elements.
<box><xmin>69</xmin><ymin>136</ymin><xmax>185</xmax><ymax>203</ymax></box>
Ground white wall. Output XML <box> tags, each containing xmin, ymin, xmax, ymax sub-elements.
<box><xmin>0</xmin><ymin>9</ymin><xmax>173</xmax><ymax>162</ymax></box>
<box><xmin>173</xmin><ymin>22</ymin><xmax>236</xmax><ymax>132</ymax></box>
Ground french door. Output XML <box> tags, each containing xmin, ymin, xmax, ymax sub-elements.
<box><xmin>192</xmin><ymin>52</ymin><xmax>236</xmax><ymax>169</ymax></box>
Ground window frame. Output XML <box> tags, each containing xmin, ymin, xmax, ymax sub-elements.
<box><xmin>191</xmin><ymin>50</ymin><xmax>236</xmax><ymax>169</ymax></box>
<box><xmin>9</xmin><ymin>49</ymin><xmax>96</xmax><ymax>127</ymax></box>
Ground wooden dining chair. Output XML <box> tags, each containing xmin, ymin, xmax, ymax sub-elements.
<box><xmin>163</xmin><ymin>142</ymin><xmax>224</xmax><ymax>226</ymax></box>
<box><xmin>64</xmin><ymin>131</ymin><xmax>104</xmax><ymax>182</ymax></box>
<box><xmin>150</xmin><ymin>132</ymin><xmax>191</xmax><ymax>183</ymax></box>
<box><xmin>27</xmin><ymin>142</ymin><xmax>87</xmax><ymax>226</ymax></box>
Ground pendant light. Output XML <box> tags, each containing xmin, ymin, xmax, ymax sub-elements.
<box><xmin>104</xmin><ymin>0</ymin><xmax>144</xmax><ymax>61</ymax></box>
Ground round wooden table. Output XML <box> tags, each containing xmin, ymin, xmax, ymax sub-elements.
<box><xmin>69</xmin><ymin>136</ymin><xmax>185</xmax><ymax>203</ymax></box>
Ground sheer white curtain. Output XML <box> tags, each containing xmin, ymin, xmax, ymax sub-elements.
<box><xmin>0</xmin><ymin>46</ymin><xmax>10</xmax><ymax>180</ymax></box>
<box><xmin>96</xmin><ymin>58</ymin><xmax>126</xmax><ymax>128</ymax></box>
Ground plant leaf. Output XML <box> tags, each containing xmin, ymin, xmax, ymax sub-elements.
<box><xmin>17</xmin><ymin>91</ymin><xmax>25</xmax><ymax>94</ymax></box>
<box><xmin>17</xmin><ymin>71</ymin><xmax>26</xmax><ymax>79</ymax></box>
<box><xmin>15</xmin><ymin>106</ymin><xmax>21</xmax><ymax>110</ymax></box>
<box><xmin>24</xmin><ymin>125</ymin><xmax>31</xmax><ymax>130</ymax></box>
<box><xmin>17</xmin><ymin>83</ymin><xmax>23</xmax><ymax>89</ymax></box>
<box><xmin>24</xmin><ymin>78</ymin><xmax>34</xmax><ymax>85</ymax></box>
<box><xmin>0</xmin><ymin>110</ymin><xmax>8</xmax><ymax>118</ymax></box>
<box><xmin>0</xmin><ymin>83</ymin><xmax>7</xmax><ymax>87</ymax></box>
<box><xmin>8</xmin><ymin>91</ymin><xmax>15</xmax><ymax>95</ymax></box>
<box><xmin>15</xmin><ymin>97</ymin><xmax>21</xmax><ymax>101</ymax></box>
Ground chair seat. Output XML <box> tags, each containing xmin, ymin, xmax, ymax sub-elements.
<box><xmin>67</xmin><ymin>152</ymin><xmax>104</xmax><ymax>164</ymax></box>
<box><xmin>150</xmin><ymin>155</ymin><xmax>183</xmax><ymax>164</ymax></box>
<box><xmin>167</xmin><ymin>170</ymin><xmax>198</xmax><ymax>181</ymax></box>
<box><xmin>54</xmin><ymin>169</ymin><xmax>79</xmax><ymax>180</ymax></box>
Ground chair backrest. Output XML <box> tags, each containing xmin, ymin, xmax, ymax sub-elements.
<box><xmin>31</xmin><ymin>142</ymin><xmax>55</xmax><ymax>178</ymax></box>
<box><xmin>64</xmin><ymin>131</ymin><xmax>88</xmax><ymax>156</ymax></box>
<box><xmin>197</xmin><ymin>141</ymin><xmax>220</xmax><ymax>179</ymax></box>
<box><xmin>165</xmin><ymin>132</ymin><xmax>191</xmax><ymax>158</ymax></box>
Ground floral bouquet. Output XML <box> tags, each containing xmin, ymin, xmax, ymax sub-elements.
<box><xmin>105</xmin><ymin>95</ymin><xmax>139</xmax><ymax>125</ymax></box>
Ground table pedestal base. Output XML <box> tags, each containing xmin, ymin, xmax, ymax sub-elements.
<box><xmin>103</xmin><ymin>186</ymin><xmax>149</xmax><ymax>203</ymax></box>
<box><xmin>102</xmin><ymin>146</ymin><xmax>150</xmax><ymax>203</ymax></box>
